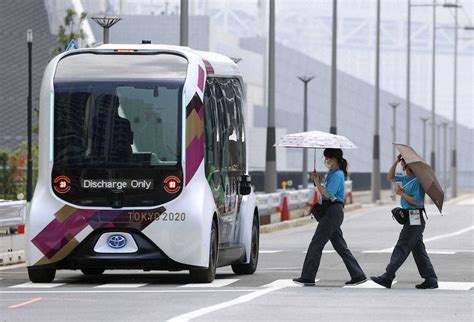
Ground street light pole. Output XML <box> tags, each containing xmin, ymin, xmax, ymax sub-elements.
<box><xmin>452</xmin><ymin>3</ymin><xmax>459</xmax><ymax>197</ymax></box>
<box><xmin>371</xmin><ymin>0</ymin><xmax>381</xmax><ymax>202</ymax></box>
<box><xmin>330</xmin><ymin>0</ymin><xmax>338</xmax><ymax>134</ymax></box>
<box><xmin>180</xmin><ymin>0</ymin><xmax>188</xmax><ymax>46</ymax></box>
<box><xmin>406</xmin><ymin>0</ymin><xmax>411</xmax><ymax>144</ymax></box>
<box><xmin>298</xmin><ymin>76</ymin><xmax>315</xmax><ymax>188</ymax></box>
<box><xmin>389</xmin><ymin>102</ymin><xmax>400</xmax><ymax>160</ymax></box>
<box><xmin>91</xmin><ymin>16</ymin><xmax>121</xmax><ymax>44</ymax></box>
<box><xmin>27</xmin><ymin>30</ymin><xmax>33</xmax><ymax>202</ymax></box>
<box><xmin>420</xmin><ymin>117</ymin><xmax>429</xmax><ymax>160</ymax></box>
<box><xmin>442</xmin><ymin>122</ymin><xmax>448</xmax><ymax>189</ymax></box>
<box><xmin>430</xmin><ymin>0</ymin><xmax>437</xmax><ymax>171</ymax></box>
<box><xmin>264</xmin><ymin>0</ymin><xmax>277</xmax><ymax>193</ymax></box>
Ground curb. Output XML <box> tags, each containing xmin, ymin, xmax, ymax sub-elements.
<box><xmin>260</xmin><ymin>202</ymin><xmax>362</xmax><ymax>234</ymax></box>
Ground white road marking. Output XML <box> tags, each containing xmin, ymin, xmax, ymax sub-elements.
<box><xmin>9</xmin><ymin>282</ymin><xmax>66</xmax><ymax>288</ymax></box>
<box><xmin>262</xmin><ymin>279</ymin><xmax>320</xmax><ymax>288</ymax></box>
<box><xmin>302</xmin><ymin>250</ymin><xmax>336</xmax><ymax>254</ymax></box>
<box><xmin>167</xmin><ymin>286</ymin><xmax>285</xmax><ymax>322</ymax></box>
<box><xmin>427</xmin><ymin>251</ymin><xmax>456</xmax><ymax>255</ymax></box>
<box><xmin>8</xmin><ymin>297</ymin><xmax>42</xmax><ymax>309</ymax></box>
<box><xmin>259</xmin><ymin>250</ymin><xmax>282</xmax><ymax>254</ymax></box>
<box><xmin>363</xmin><ymin>226</ymin><xmax>474</xmax><ymax>253</ymax></box>
<box><xmin>344</xmin><ymin>280</ymin><xmax>397</xmax><ymax>289</ymax></box>
<box><xmin>424</xmin><ymin>225</ymin><xmax>474</xmax><ymax>243</ymax></box>
<box><xmin>362</xmin><ymin>249</ymin><xmax>458</xmax><ymax>255</ymax></box>
<box><xmin>0</xmin><ymin>289</ymin><xmax>255</xmax><ymax>294</ymax></box>
<box><xmin>437</xmin><ymin>282</ymin><xmax>474</xmax><ymax>290</ymax></box>
<box><xmin>94</xmin><ymin>283</ymin><xmax>148</xmax><ymax>288</ymax></box>
<box><xmin>179</xmin><ymin>279</ymin><xmax>239</xmax><ymax>288</ymax></box>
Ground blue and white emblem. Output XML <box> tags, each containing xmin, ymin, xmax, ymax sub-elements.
<box><xmin>107</xmin><ymin>234</ymin><xmax>127</xmax><ymax>249</ymax></box>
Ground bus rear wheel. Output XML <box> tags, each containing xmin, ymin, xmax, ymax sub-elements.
<box><xmin>28</xmin><ymin>266</ymin><xmax>56</xmax><ymax>283</ymax></box>
<box><xmin>190</xmin><ymin>221</ymin><xmax>218</xmax><ymax>283</ymax></box>
<box><xmin>232</xmin><ymin>216</ymin><xmax>259</xmax><ymax>275</ymax></box>
<box><xmin>81</xmin><ymin>268</ymin><xmax>105</xmax><ymax>276</ymax></box>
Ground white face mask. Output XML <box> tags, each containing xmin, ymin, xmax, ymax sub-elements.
<box><xmin>324</xmin><ymin>160</ymin><xmax>332</xmax><ymax>169</ymax></box>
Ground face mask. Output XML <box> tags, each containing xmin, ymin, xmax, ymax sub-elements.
<box><xmin>324</xmin><ymin>160</ymin><xmax>332</xmax><ymax>169</ymax></box>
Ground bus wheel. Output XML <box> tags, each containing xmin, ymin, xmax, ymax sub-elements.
<box><xmin>190</xmin><ymin>221</ymin><xmax>218</xmax><ymax>283</ymax></box>
<box><xmin>232</xmin><ymin>216</ymin><xmax>259</xmax><ymax>275</ymax></box>
<box><xmin>27</xmin><ymin>266</ymin><xmax>56</xmax><ymax>283</ymax></box>
<box><xmin>81</xmin><ymin>268</ymin><xmax>105</xmax><ymax>276</ymax></box>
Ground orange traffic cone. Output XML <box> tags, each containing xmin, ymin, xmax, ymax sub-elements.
<box><xmin>280</xmin><ymin>195</ymin><xmax>289</xmax><ymax>222</ymax></box>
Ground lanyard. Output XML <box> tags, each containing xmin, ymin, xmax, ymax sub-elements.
<box><xmin>402</xmin><ymin>177</ymin><xmax>417</xmax><ymax>189</ymax></box>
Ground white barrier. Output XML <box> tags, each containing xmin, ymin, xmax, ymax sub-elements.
<box><xmin>255</xmin><ymin>180</ymin><xmax>353</xmax><ymax>216</ymax></box>
<box><xmin>0</xmin><ymin>200</ymin><xmax>26</xmax><ymax>232</ymax></box>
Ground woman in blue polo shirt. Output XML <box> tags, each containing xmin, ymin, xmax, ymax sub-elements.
<box><xmin>293</xmin><ymin>148</ymin><xmax>366</xmax><ymax>286</ymax></box>
<box><xmin>371</xmin><ymin>155</ymin><xmax>438</xmax><ymax>289</ymax></box>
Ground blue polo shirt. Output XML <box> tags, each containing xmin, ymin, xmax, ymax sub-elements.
<box><xmin>395</xmin><ymin>174</ymin><xmax>425</xmax><ymax>209</ymax></box>
<box><xmin>323</xmin><ymin>168</ymin><xmax>345</xmax><ymax>203</ymax></box>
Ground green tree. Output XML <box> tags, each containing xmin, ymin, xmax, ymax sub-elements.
<box><xmin>52</xmin><ymin>8</ymin><xmax>88</xmax><ymax>55</ymax></box>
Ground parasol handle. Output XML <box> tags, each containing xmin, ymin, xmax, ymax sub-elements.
<box><xmin>313</xmin><ymin>149</ymin><xmax>316</xmax><ymax>171</ymax></box>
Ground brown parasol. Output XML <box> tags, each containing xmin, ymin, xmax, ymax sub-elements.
<box><xmin>394</xmin><ymin>143</ymin><xmax>444</xmax><ymax>213</ymax></box>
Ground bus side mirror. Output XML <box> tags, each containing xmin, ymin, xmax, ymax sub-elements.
<box><xmin>239</xmin><ymin>174</ymin><xmax>252</xmax><ymax>196</ymax></box>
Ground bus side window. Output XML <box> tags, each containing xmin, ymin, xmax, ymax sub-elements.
<box><xmin>231</xmin><ymin>79</ymin><xmax>246</xmax><ymax>172</ymax></box>
<box><xmin>204</xmin><ymin>79</ymin><xmax>220</xmax><ymax>186</ymax></box>
<box><xmin>215</xmin><ymin>80</ymin><xmax>230</xmax><ymax>173</ymax></box>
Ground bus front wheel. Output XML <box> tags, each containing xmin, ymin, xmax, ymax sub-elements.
<box><xmin>28</xmin><ymin>266</ymin><xmax>56</xmax><ymax>283</ymax></box>
<box><xmin>189</xmin><ymin>221</ymin><xmax>218</xmax><ymax>283</ymax></box>
<box><xmin>232</xmin><ymin>216</ymin><xmax>259</xmax><ymax>275</ymax></box>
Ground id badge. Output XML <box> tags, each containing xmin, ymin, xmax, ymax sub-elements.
<box><xmin>409</xmin><ymin>210</ymin><xmax>421</xmax><ymax>226</ymax></box>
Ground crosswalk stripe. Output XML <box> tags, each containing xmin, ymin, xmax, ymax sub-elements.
<box><xmin>9</xmin><ymin>282</ymin><xmax>66</xmax><ymax>288</ymax></box>
<box><xmin>94</xmin><ymin>283</ymin><xmax>148</xmax><ymax>288</ymax></box>
<box><xmin>179</xmin><ymin>279</ymin><xmax>239</xmax><ymax>288</ymax></box>
<box><xmin>302</xmin><ymin>250</ymin><xmax>336</xmax><ymax>254</ymax></box>
<box><xmin>437</xmin><ymin>282</ymin><xmax>474</xmax><ymax>290</ymax></box>
<box><xmin>262</xmin><ymin>279</ymin><xmax>320</xmax><ymax>288</ymax></box>
<box><xmin>343</xmin><ymin>280</ymin><xmax>397</xmax><ymax>289</ymax></box>
<box><xmin>259</xmin><ymin>250</ymin><xmax>283</xmax><ymax>254</ymax></box>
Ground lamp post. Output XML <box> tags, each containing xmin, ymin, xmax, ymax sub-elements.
<box><xmin>330</xmin><ymin>0</ymin><xmax>338</xmax><ymax>134</ymax></box>
<box><xmin>389</xmin><ymin>102</ymin><xmax>400</xmax><ymax>160</ymax></box>
<box><xmin>406</xmin><ymin>0</ymin><xmax>411</xmax><ymax>144</ymax></box>
<box><xmin>91</xmin><ymin>16</ymin><xmax>121</xmax><ymax>44</ymax></box>
<box><xmin>371</xmin><ymin>0</ymin><xmax>381</xmax><ymax>202</ymax></box>
<box><xmin>264</xmin><ymin>0</ymin><xmax>277</xmax><ymax>193</ymax></box>
<box><xmin>420</xmin><ymin>117</ymin><xmax>429</xmax><ymax>160</ymax></box>
<box><xmin>441</xmin><ymin>122</ymin><xmax>448</xmax><ymax>189</ymax></box>
<box><xmin>180</xmin><ymin>0</ymin><xmax>188</xmax><ymax>46</ymax></box>
<box><xmin>298</xmin><ymin>76</ymin><xmax>315</xmax><ymax>188</ymax></box>
<box><xmin>26</xmin><ymin>30</ymin><xmax>33</xmax><ymax>202</ymax></box>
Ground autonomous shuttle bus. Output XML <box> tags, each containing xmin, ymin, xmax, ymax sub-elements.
<box><xmin>26</xmin><ymin>44</ymin><xmax>259</xmax><ymax>283</ymax></box>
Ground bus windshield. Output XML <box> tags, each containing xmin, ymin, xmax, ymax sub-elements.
<box><xmin>53</xmin><ymin>80</ymin><xmax>183</xmax><ymax>168</ymax></box>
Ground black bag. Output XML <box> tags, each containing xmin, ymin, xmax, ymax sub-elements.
<box><xmin>391</xmin><ymin>207</ymin><xmax>409</xmax><ymax>225</ymax></box>
<box><xmin>310</xmin><ymin>202</ymin><xmax>328</xmax><ymax>222</ymax></box>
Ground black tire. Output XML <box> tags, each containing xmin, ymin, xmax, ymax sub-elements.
<box><xmin>81</xmin><ymin>268</ymin><xmax>105</xmax><ymax>276</ymax></box>
<box><xmin>190</xmin><ymin>220</ymin><xmax>218</xmax><ymax>283</ymax></box>
<box><xmin>28</xmin><ymin>266</ymin><xmax>56</xmax><ymax>283</ymax></box>
<box><xmin>232</xmin><ymin>216</ymin><xmax>259</xmax><ymax>275</ymax></box>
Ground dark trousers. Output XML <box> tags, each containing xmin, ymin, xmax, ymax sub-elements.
<box><xmin>383</xmin><ymin>218</ymin><xmax>437</xmax><ymax>281</ymax></box>
<box><xmin>301</xmin><ymin>203</ymin><xmax>365</xmax><ymax>281</ymax></box>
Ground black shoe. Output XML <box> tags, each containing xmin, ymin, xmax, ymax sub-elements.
<box><xmin>370</xmin><ymin>275</ymin><xmax>392</xmax><ymax>289</ymax></box>
<box><xmin>415</xmin><ymin>279</ymin><xmax>438</xmax><ymax>289</ymax></box>
<box><xmin>345</xmin><ymin>275</ymin><xmax>368</xmax><ymax>286</ymax></box>
<box><xmin>292</xmin><ymin>277</ymin><xmax>315</xmax><ymax>286</ymax></box>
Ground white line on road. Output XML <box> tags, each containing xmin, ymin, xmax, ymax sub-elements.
<box><xmin>167</xmin><ymin>286</ymin><xmax>285</xmax><ymax>322</ymax></box>
<box><xmin>8</xmin><ymin>297</ymin><xmax>42</xmax><ymax>309</ymax></box>
<box><xmin>179</xmin><ymin>279</ymin><xmax>239</xmax><ymax>288</ymax></box>
<box><xmin>9</xmin><ymin>282</ymin><xmax>66</xmax><ymax>288</ymax></box>
<box><xmin>424</xmin><ymin>226</ymin><xmax>474</xmax><ymax>243</ymax></box>
<box><xmin>363</xmin><ymin>226</ymin><xmax>474</xmax><ymax>253</ymax></box>
<box><xmin>343</xmin><ymin>280</ymin><xmax>397</xmax><ymax>289</ymax></box>
<box><xmin>259</xmin><ymin>250</ymin><xmax>283</xmax><ymax>254</ymax></box>
<box><xmin>302</xmin><ymin>250</ymin><xmax>336</xmax><ymax>254</ymax></box>
<box><xmin>437</xmin><ymin>282</ymin><xmax>474</xmax><ymax>290</ymax></box>
<box><xmin>94</xmin><ymin>283</ymin><xmax>148</xmax><ymax>288</ymax></box>
<box><xmin>262</xmin><ymin>279</ymin><xmax>320</xmax><ymax>288</ymax></box>
<box><xmin>0</xmin><ymin>289</ymin><xmax>255</xmax><ymax>294</ymax></box>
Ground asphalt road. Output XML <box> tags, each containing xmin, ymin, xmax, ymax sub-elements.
<box><xmin>1</xmin><ymin>195</ymin><xmax>473</xmax><ymax>322</ymax></box>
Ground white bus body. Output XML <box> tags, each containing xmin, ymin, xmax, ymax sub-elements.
<box><xmin>26</xmin><ymin>44</ymin><xmax>259</xmax><ymax>283</ymax></box>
